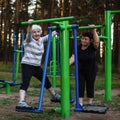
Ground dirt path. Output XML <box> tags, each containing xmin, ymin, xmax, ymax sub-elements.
<box><xmin>0</xmin><ymin>89</ymin><xmax>120</xmax><ymax>120</ymax></box>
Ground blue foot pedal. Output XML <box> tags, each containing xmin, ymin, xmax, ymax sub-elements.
<box><xmin>51</xmin><ymin>99</ymin><xmax>61</xmax><ymax>103</ymax></box>
<box><xmin>16</xmin><ymin>106</ymin><xmax>43</xmax><ymax>113</ymax></box>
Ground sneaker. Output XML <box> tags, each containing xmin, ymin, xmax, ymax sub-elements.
<box><xmin>16</xmin><ymin>101</ymin><xmax>32</xmax><ymax>108</ymax></box>
<box><xmin>51</xmin><ymin>93</ymin><xmax>61</xmax><ymax>103</ymax></box>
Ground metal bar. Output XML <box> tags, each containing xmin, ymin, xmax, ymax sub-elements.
<box><xmin>104</xmin><ymin>10</ymin><xmax>112</xmax><ymax>101</ymax></box>
<box><xmin>37</xmin><ymin>27</ymin><xmax>52</xmax><ymax>111</ymax></box>
<box><xmin>51</xmin><ymin>37</ymin><xmax>57</xmax><ymax>88</ymax></box>
<box><xmin>60</xmin><ymin>21</ymin><xmax>70</xmax><ymax>118</ymax></box>
<box><xmin>21</xmin><ymin>16</ymin><xmax>74</xmax><ymax>25</ymax></box>
<box><xmin>110</xmin><ymin>10</ymin><xmax>120</xmax><ymax>14</ymax></box>
<box><xmin>72</xmin><ymin>24</ymin><xmax>83</xmax><ymax>112</ymax></box>
<box><xmin>78</xmin><ymin>25</ymin><xmax>103</xmax><ymax>30</ymax></box>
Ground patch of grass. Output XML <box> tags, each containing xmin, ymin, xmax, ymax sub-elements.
<box><xmin>7</xmin><ymin>110</ymin><xmax>60</xmax><ymax>120</ymax></box>
<box><xmin>27</xmin><ymin>89</ymin><xmax>40</xmax><ymax>96</ymax></box>
<box><xmin>0</xmin><ymin>99</ymin><xmax>13</xmax><ymax>106</ymax></box>
<box><xmin>104</xmin><ymin>98</ymin><xmax>120</xmax><ymax>111</ymax></box>
<box><xmin>0</xmin><ymin>61</ymin><xmax>13</xmax><ymax>72</ymax></box>
<box><xmin>25</xmin><ymin>111</ymin><xmax>61</xmax><ymax>120</ymax></box>
<box><xmin>5</xmin><ymin>116</ymin><xmax>25</xmax><ymax>120</ymax></box>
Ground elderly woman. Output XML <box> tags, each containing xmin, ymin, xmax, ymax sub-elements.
<box><xmin>17</xmin><ymin>19</ymin><xmax>60</xmax><ymax>108</ymax></box>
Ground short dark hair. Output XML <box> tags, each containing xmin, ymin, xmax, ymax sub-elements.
<box><xmin>82</xmin><ymin>32</ymin><xmax>93</xmax><ymax>40</ymax></box>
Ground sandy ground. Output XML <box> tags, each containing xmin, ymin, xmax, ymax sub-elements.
<box><xmin>0</xmin><ymin>89</ymin><xmax>120</xmax><ymax>120</ymax></box>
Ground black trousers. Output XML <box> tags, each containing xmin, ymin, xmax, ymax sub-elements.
<box><xmin>78</xmin><ymin>70</ymin><xmax>97</xmax><ymax>98</ymax></box>
<box><xmin>20</xmin><ymin>64</ymin><xmax>51</xmax><ymax>91</ymax></box>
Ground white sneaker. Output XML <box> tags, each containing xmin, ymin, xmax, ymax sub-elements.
<box><xmin>17</xmin><ymin>101</ymin><xmax>31</xmax><ymax>108</ymax></box>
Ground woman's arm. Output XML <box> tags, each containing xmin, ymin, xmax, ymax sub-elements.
<box><xmin>69</xmin><ymin>54</ymin><xmax>75</xmax><ymax>65</ymax></box>
<box><xmin>92</xmin><ymin>29</ymin><xmax>100</xmax><ymax>49</ymax></box>
<box><xmin>89</xmin><ymin>24</ymin><xmax>100</xmax><ymax>49</ymax></box>
<box><xmin>41</xmin><ymin>31</ymin><xmax>58</xmax><ymax>42</ymax></box>
<box><xmin>25</xmin><ymin>19</ymin><xmax>33</xmax><ymax>43</ymax></box>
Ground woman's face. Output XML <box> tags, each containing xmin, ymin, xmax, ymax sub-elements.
<box><xmin>81</xmin><ymin>36</ymin><xmax>91</xmax><ymax>46</ymax></box>
<box><xmin>32</xmin><ymin>29</ymin><xmax>41</xmax><ymax>41</ymax></box>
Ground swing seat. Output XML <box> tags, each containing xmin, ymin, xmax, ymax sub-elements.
<box><xmin>82</xmin><ymin>104</ymin><xmax>108</xmax><ymax>114</ymax></box>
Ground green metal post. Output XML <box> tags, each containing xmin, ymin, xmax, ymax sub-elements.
<box><xmin>14</xmin><ymin>50</ymin><xmax>21</xmax><ymax>82</ymax></box>
<box><xmin>6</xmin><ymin>84</ymin><xmax>10</xmax><ymax>94</ymax></box>
<box><xmin>104</xmin><ymin>10</ymin><xmax>112</xmax><ymax>101</ymax></box>
<box><xmin>104</xmin><ymin>10</ymin><xmax>120</xmax><ymax>101</ymax></box>
<box><xmin>51</xmin><ymin>37</ymin><xmax>57</xmax><ymax>88</ymax></box>
<box><xmin>60</xmin><ymin>21</ymin><xmax>70</xmax><ymax>118</ymax></box>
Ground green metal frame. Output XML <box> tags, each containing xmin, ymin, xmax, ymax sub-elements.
<box><xmin>104</xmin><ymin>10</ymin><xmax>120</xmax><ymax>101</ymax></box>
<box><xmin>20</xmin><ymin>10</ymin><xmax>120</xmax><ymax>118</ymax></box>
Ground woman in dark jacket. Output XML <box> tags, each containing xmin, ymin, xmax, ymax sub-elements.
<box><xmin>70</xmin><ymin>25</ymin><xmax>100</xmax><ymax>106</ymax></box>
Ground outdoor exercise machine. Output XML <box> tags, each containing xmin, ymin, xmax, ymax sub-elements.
<box><xmin>44</xmin><ymin>9</ymin><xmax>120</xmax><ymax>114</ymax></box>
<box><xmin>16</xmin><ymin>9</ymin><xmax>120</xmax><ymax>118</ymax></box>
<box><xmin>72</xmin><ymin>24</ymin><xmax>108</xmax><ymax>113</ymax></box>
<box><xmin>0</xmin><ymin>31</ymin><xmax>22</xmax><ymax>94</ymax></box>
<box><xmin>16</xmin><ymin>16</ymin><xmax>74</xmax><ymax>118</ymax></box>
<box><xmin>71</xmin><ymin>9</ymin><xmax>120</xmax><ymax>113</ymax></box>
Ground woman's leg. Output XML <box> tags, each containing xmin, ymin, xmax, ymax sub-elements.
<box><xmin>86</xmin><ymin>72</ymin><xmax>97</xmax><ymax>104</ymax></box>
<box><xmin>79</xmin><ymin>72</ymin><xmax>85</xmax><ymax>105</ymax></box>
<box><xmin>19</xmin><ymin>64</ymin><xmax>32</xmax><ymax>102</ymax></box>
<box><xmin>33</xmin><ymin>66</ymin><xmax>61</xmax><ymax>102</ymax></box>
<box><xmin>33</xmin><ymin>66</ymin><xmax>56</xmax><ymax>96</ymax></box>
